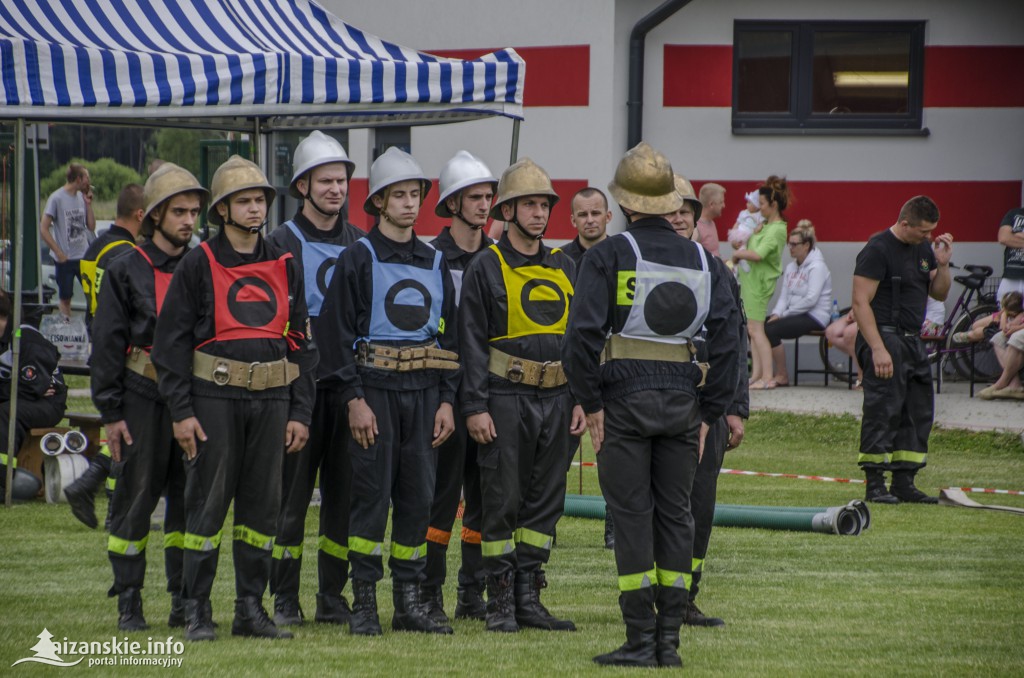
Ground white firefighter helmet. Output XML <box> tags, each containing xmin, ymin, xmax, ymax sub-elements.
<box><xmin>289</xmin><ymin>130</ymin><xmax>355</xmax><ymax>199</ymax></box>
<box><xmin>363</xmin><ymin>147</ymin><xmax>432</xmax><ymax>216</ymax></box>
<box><xmin>435</xmin><ymin>151</ymin><xmax>498</xmax><ymax>218</ymax></box>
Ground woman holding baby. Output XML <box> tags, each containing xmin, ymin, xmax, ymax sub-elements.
<box><xmin>732</xmin><ymin>176</ymin><xmax>790</xmax><ymax>389</ymax></box>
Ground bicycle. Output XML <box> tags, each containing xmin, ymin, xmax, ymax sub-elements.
<box><xmin>818</xmin><ymin>263</ymin><xmax>1002</xmax><ymax>384</ymax></box>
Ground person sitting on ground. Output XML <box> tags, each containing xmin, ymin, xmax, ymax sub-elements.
<box><xmin>726</xmin><ymin>190</ymin><xmax>765</xmax><ymax>274</ymax></box>
<box><xmin>764</xmin><ymin>220</ymin><xmax>833</xmax><ymax>387</ymax></box>
<box><xmin>952</xmin><ymin>291</ymin><xmax>1023</xmax><ymax>345</ymax></box>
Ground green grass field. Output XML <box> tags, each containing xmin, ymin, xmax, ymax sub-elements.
<box><xmin>2</xmin><ymin>410</ymin><xmax>1022</xmax><ymax>676</ymax></box>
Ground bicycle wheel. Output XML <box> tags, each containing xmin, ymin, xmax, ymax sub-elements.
<box><xmin>818</xmin><ymin>308</ymin><xmax>856</xmax><ymax>384</ymax></box>
<box><xmin>946</xmin><ymin>304</ymin><xmax>1001</xmax><ymax>382</ymax></box>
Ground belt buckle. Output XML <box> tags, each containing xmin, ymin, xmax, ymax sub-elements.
<box><xmin>538</xmin><ymin>361</ymin><xmax>553</xmax><ymax>387</ymax></box>
<box><xmin>211</xmin><ymin>360</ymin><xmax>231</xmax><ymax>386</ymax></box>
<box><xmin>247</xmin><ymin>362</ymin><xmax>268</xmax><ymax>391</ymax></box>
<box><xmin>506</xmin><ymin>359</ymin><xmax>524</xmax><ymax>384</ymax></box>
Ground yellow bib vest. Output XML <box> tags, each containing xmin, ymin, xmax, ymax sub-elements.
<box><xmin>80</xmin><ymin>239</ymin><xmax>136</xmax><ymax>314</ymax></box>
<box><xmin>489</xmin><ymin>244</ymin><xmax>574</xmax><ymax>341</ymax></box>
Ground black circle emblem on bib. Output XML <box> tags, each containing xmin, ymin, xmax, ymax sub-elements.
<box><xmin>227</xmin><ymin>277</ymin><xmax>278</xmax><ymax>328</ymax></box>
<box><xmin>521</xmin><ymin>279</ymin><xmax>566</xmax><ymax>326</ymax></box>
<box><xmin>645</xmin><ymin>282</ymin><xmax>697</xmax><ymax>336</ymax></box>
<box><xmin>316</xmin><ymin>257</ymin><xmax>338</xmax><ymax>295</ymax></box>
<box><xmin>385</xmin><ymin>280</ymin><xmax>432</xmax><ymax>331</ymax></box>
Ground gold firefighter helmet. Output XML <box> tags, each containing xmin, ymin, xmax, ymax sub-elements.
<box><xmin>489</xmin><ymin>157</ymin><xmax>559</xmax><ymax>220</ymax></box>
<box><xmin>207</xmin><ymin>155</ymin><xmax>276</xmax><ymax>226</ymax></box>
<box><xmin>673</xmin><ymin>173</ymin><xmax>703</xmax><ymax>222</ymax></box>
<box><xmin>142</xmin><ymin>163</ymin><xmax>208</xmax><ymax>234</ymax></box>
<box><xmin>607</xmin><ymin>142</ymin><xmax>682</xmax><ymax>215</ymax></box>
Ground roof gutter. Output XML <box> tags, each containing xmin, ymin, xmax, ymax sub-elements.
<box><xmin>628</xmin><ymin>0</ymin><xmax>693</xmax><ymax>149</ymax></box>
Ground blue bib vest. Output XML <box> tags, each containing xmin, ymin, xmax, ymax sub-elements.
<box><xmin>357</xmin><ymin>237</ymin><xmax>444</xmax><ymax>344</ymax></box>
<box><xmin>285</xmin><ymin>221</ymin><xmax>345</xmax><ymax>317</ymax></box>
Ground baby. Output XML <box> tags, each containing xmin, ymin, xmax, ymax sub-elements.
<box><xmin>726</xmin><ymin>190</ymin><xmax>764</xmax><ymax>273</ymax></box>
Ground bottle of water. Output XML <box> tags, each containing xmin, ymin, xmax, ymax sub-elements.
<box><xmin>830</xmin><ymin>299</ymin><xmax>841</xmax><ymax>324</ymax></box>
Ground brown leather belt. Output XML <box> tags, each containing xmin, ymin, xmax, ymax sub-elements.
<box><xmin>125</xmin><ymin>346</ymin><xmax>157</xmax><ymax>382</ymax></box>
<box><xmin>192</xmin><ymin>352</ymin><xmax>299</xmax><ymax>391</ymax></box>
<box><xmin>602</xmin><ymin>335</ymin><xmax>708</xmax><ymax>387</ymax></box>
<box><xmin>488</xmin><ymin>348</ymin><xmax>567</xmax><ymax>388</ymax></box>
<box><xmin>356</xmin><ymin>342</ymin><xmax>459</xmax><ymax>372</ymax></box>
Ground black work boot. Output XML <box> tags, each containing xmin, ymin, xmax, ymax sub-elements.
<box><xmin>315</xmin><ymin>592</ymin><xmax>351</xmax><ymax>625</ymax></box>
<box><xmin>420</xmin><ymin>585</ymin><xmax>449</xmax><ymax>625</ymax></box>
<box><xmin>864</xmin><ymin>469</ymin><xmax>900</xmax><ymax>504</ymax></box>
<box><xmin>890</xmin><ymin>470</ymin><xmax>939</xmax><ymax>504</ymax></box>
<box><xmin>185</xmin><ymin>598</ymin><xmax>215</xmax><ymax>642</ymax></box>
<box><xmin>514</xmin><ymin>570</ymin><xmax>576</xmax><ymax>631</ymax></box>
<box><xmin>64</xmin><ymin>458</ymin><xmax>107</xmax><ymax>529</ymax></box>
<box><xmin>682</xmin><ymin>599</ymin><xmax>725</xmax><ymax>627</ymax></box>
<box><xmin>231</xmin><ymin>597</ymin><xmax>293</xmax><ymax>639</ymax></box>
<box><xmin>454</xmin><ymin>583</ymin><xmax>486</xmax><ymax>620</ymax></box>
<box><xmin>273</xmin><ymin>595</ymin><xmax>304</xmax><ymax>627</ymax></box>
<box><xmin>392</xmin><ymin>582</ymin><xmax>453</xmax><ymax>634</ymax></box>
<box><xmin>593</xmin><ymin>589</ymin><xmax>658</xmax><ymax>668</ymax></box>
<box><xmin>485</xmin><ymin>572</ymin><xmax>518</xmax><ymax>633</ymax></box>
<box><xmin>168</xmin><ymin>593</ymin><xmax>186</xmax><ymax>628</ymax></box>
<box><xmin>603</xmin><ymin>512</ymin><xmax>615</xmax><ymax>550</ymax></box>
<box><xmin>349</xmin><ymin>580</ymin><xmax>382</xmax><ymax>636</ymax></box>
<box><xmin>656</xmin><ymin>587</ymin><xmax>686</xmax><ymax>667</ymax></box>
<box><xmin>116</xmin><ymin>588</ymin><xmax>148</xmax><ymax>631</ymax></box>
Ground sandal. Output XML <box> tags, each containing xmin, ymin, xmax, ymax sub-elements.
<box><xmin>749</xmin><ymin>379</ymin><xmax>772</xmax><ymax>390</ymax></box>
<box><xmin>769</xmin><ymin>380</ymin><xmax>790</xmax><ymax>388</ymax></box>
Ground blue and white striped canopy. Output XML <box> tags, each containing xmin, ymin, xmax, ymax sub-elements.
<box><xmin>0</xmin><ymin>0</ymin><xmax>525</xmax><ymax>128</ymax></box>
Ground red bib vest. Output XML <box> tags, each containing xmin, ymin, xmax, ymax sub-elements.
<box><xmin>200</xmin><ymin>241</ymin><xmax>292</xmax><ymax>344</ymax></box>
<box><xmin>134</xmin><ymin>247</ymin><xmax>174</xmax><ymax>316</ymax></box>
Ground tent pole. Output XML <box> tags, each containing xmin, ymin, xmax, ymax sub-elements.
<box><xmin>5</xmin><ymin>119</ymin><xmax>27</xmax><ymax>507</ymax></box>
<box><xmin>509</xmin><ymin>119</ymin><xmax>520</xmax><ymax>164</ymax></box>
<box><xmin>252</xmin><ymin>117</ymin><xmax>261</xmax><ymax>165</ymax></box>
<box><xmin>31</xmin><ymin>125</ymin><xmax>42</xmax><ymax>303</ymax></box>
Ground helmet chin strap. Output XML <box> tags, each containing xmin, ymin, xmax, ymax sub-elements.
<box><xmin>223</xmin><ymin>204</ymin><xmax>264</xmax><ymax>234</ymax></box>
<box><xmin>304</xmin><ymin>180</ymin><xmax>342</xmax><ymax>218</ymax></box>
<box><xmin>452</xmin><ymin>195</ymin><xmax>484</xmax><ymax>231</ymax></box>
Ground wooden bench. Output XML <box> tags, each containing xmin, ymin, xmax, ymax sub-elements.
<box><xmin>15</xmin><ymin>412</ymin><xmax>103</xmax><ymax>497</ymax></box>
<box><xmin>792</xmin><ymin>330</ymin><xmax>855</xmax><ymax>388</ymax></box>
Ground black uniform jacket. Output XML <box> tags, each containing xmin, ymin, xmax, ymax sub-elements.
<box><xmin>0</xmin><ymin>325</ymin><xmax>67</xmax><ymax>405</ymax></box>
<box><xmin>151</xmin><ymin>230</ymin><xmax>317</xmax><ymax>425</ymax></box>
<box><xmin>458</xmin><ymin>233</ymin><xmax>577</xmax><ymax>417</ymax></box>
<box><xmin>704</xmin><ymin>256</ymin><xmax>749</xmax><ymax>421</ymax></box>
<box><xmin>265</xmin><ymin>210</ymin><xmax>365</xmax><ymax>347</ymax></box>
<box><xmin>90</xmin><ymin>239</ymin><xmax>185</xmax><ymax>423</ymax></box>
<box><xmin>82</xmin><ymin>224</ymin><xmax>136</xmax><ymax>327</ymax></box>
<box><xmin>560</xmin><ymin>236</ymin><xmax>587</xmax><ymax>266</ymax></box>
<box><xmin>317</xmin><ymin>226</ymin><xmax>460</xmax><ymax>406</ymax></box>
<box><xmin>563</xmin><ymin>217</ymin><xmax>738</xmax><ymax>425</ymax></box>
<box><xmin>431</xmin><ymin>226</ymin><xmax>493</xmax><ymax>274</ymax></box>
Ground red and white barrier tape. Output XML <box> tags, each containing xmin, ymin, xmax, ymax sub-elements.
<box><xmin>571</xmin><ymin>462</ymin><xmax>1023</xmax><ymax>496</ymax></box>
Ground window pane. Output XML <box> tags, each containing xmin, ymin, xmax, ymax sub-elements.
<box><xmin>812</xmin><ymin>31</ymin><xmax>911</xmax><ymax>114</ymax></box>
<box><xmin>735</xmin><ymin>31</ymin><xmax>793</xmax><ymax>113</ymax></box>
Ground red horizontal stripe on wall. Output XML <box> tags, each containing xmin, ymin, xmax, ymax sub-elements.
<box><xmin>429</xmin><ymin>46</ymin><xmax>589</xmax><ymax>107</ymax></box>
<box><xmin>663</xmin><ymin>45</ymin><xmax>733</xmax><ymax>107</ymax></box>
<box><xmin>924</xmin><ymin>46</ymin><xmax>1024</xmax><ymax>107</ymax></box>
<box><xmin>346</xmin><ymin>178</ymin><xmax>588</xmax><ymax>239</ymax></box>
<box><xmin>693</xmin><ymin>180</ymin><xmax>1021</xmax><ymax>243</ymax></box>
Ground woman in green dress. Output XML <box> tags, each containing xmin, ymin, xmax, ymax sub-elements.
<box><xmin>732</xmin><ymin>176</ymin><xmax>791</xmax><ymax>389</ymax></box>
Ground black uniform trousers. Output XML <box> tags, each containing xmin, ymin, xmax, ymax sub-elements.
<box><xmin>0</xmin><ymin>398</ymin><xmax>64</xmax><ymax>455</ymax></box>
<box><xmin>424</xmin><ymin>413</ymin><xmax>484</xmax><ymax>589</ymax></box>
<box><xmin>108</xmin><ymin>393</ymin><xmax>186</xmax><ymax>596</ymax></box>
<box><xmin>856</xmin><ymin>331</ymin><xmax>933</xmax><ymax>471</ymax></box>
<box><xmin>478</xmin><ymin>389</ymin><xmax>573</xmax><ymax>578</ymax></box>
<box><xmin>182</xmin><ymin>395</ymin><xmax>287</xmax><ymax>601</ymax></box>
<box><xmin>598</xmin><ymin>389</ymin><xmax>700</xmax><ymax>594</ymax></box>
<box><xmin>688</xmin><ymin>416</ymin><xmax>728</xmax><ymax>602</ymax></box>
<box><xmin>271</xmin><ymin>389</ymin><xmax>351</xmax><ymax>600</ymax></box>
<box><xmin>348</xmin><ymin>385</ymin><xmax>439</xmax><ymax>584</ymax></box>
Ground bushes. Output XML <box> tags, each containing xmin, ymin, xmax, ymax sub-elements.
<box><xmin>39</xmin><ymin>158</ymin><xmax>143</xmax><ymax>202</ymax></box>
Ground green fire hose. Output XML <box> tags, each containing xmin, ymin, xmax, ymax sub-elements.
<box><xmin>563</xmin><ymin>495</ymin><xmax>867</xmax><ymax>536</ymax></box>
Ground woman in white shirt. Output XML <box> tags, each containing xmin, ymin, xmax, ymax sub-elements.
<box><xmin>765</xmin><ymin>220</ymin><xmax>833</xmax><ymax>387</ymax></box>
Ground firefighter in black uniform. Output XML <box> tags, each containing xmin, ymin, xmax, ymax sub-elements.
<box><xmin>318</xmin><ymin>147</ymin><xmax>458</xmax><ymax>636</ymax></box>
<box><xmin>459</xmin><ymin>157</ymin><xmax>585</xmax><ymax>634</ymax></box>
<box><xmin>152</xmin><ymin>156</ymin><xmax>317</xmax><ymax>642</ymax></box>
<box><xmin>563</xmin><ymin>144</ymin><xmax>738</xmax><ymax>667</ymax></box>
<box><xmin>65</xmin><ymin>184</ymin><xmax>145</xmax><ymax>529</ymax></box>
<box><xmin>90</xmin><ymin>164</ymin><xmax>205</xmax><ymax>631</ymax></box>
<box><xmin>266</xmin><ymin>131</ymin><xmax>364</xmax><ymax>628</ymax></box>
<box><xmin>666</xmin><ymin>174</ymin><xmax>748</xmax><ymax>629</ymax></box>
<box><xmin>852</xmin><ymin>195</ymin><xmax>952</xmax><ymax>504</ymax></box>
<box><xmin>421</xmin><ymin>151</ymin><xmax>497</xmax><ymax>625</ymax></box>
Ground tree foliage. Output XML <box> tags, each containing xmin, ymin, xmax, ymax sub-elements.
<box><xmin>39</xmin><ymin>158</ymin><xmax>143</xmax><ymax>202</ymax></box>
<box><xmin>148</xmin><ymin>127</ymin><xmax>227</xmax><ymax>180</ymax></box>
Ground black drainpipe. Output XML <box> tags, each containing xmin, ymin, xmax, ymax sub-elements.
<box><xmin>628</xmin><ymin>0</ymin><xmax>692</xmax><ymax>149</ymax></box>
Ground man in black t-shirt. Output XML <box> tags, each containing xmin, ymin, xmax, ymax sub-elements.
<box><xmin>851</xmin><ymin>196</ymin><xmax>953</xmax><ymax>504</ymax></box>
<box><xmin>997</xmin><ymin>206</ymin><xmax>1024</xmax><ymax>301</ymax></box>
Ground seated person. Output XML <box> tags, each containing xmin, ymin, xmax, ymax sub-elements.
<box><xmin>977</xmin><ymin>292</ymin><xmax>1024</xmax><ymax>400</ymax></box>
<box><xmin>952</xmin><ymin>291</ymin><xmax>1023</xmax><ymax>345</ymax></box>
<box><xmin>824</xmin><ymin>310</ymin><xmax>864</xmax><ymax>388</ymax></box>
<box><xmin>0</xmin><ymin>290</ymin><xmax>69</xmax><ymax>460</ymax></box>
<box><xmin>765</xmin><ymin>221</ymin><xmax>833</xmax><ymax>387</ymax></box>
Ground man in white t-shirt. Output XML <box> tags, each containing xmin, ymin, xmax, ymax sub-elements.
<box><xmin>39</xmin><ymin>163</ymin><xmax>96</xmax><ymax>318</ymax></box>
